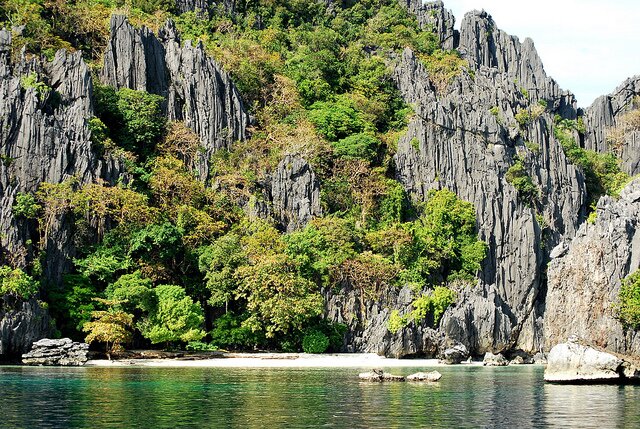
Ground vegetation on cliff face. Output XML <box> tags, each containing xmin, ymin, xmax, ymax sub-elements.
<box><xmin>616</xmin><ymin>270</ymin><xmax>640</xmax><ymax>330</ymax></box>
<box><xmin>1</xmin><ymin>0</ymin><xmax>628</xmax><ymax>353</ymax></box>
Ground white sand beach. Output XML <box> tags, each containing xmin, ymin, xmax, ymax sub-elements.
<box><xmin>85</xmin><ymin>353</ymin><xmax>482</xmax><ymax>368</ymax></box>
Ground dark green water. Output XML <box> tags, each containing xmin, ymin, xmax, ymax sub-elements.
<box><xmin>1</xmin><ymin>365</ymin><xmax>639</xmax><ymax>428</ymax></box>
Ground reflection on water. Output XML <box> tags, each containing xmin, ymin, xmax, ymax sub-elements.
<box><xmin>0</xmin><ymin>365</ymin><xmax>638</xmax><ymax>428</ymax></box>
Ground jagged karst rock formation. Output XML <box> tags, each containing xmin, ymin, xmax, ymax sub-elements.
<box><xmin>0</xmin><ymin>30</ymin><xmax>123</xmax><ymax>357</ymax></box>
<box><xmin>544</xmin><ymin>178</ymin><xmax>640</xmax><ymax>356</ymax></box>
<box><xmin>270</xmin><ymin>154</ymin><xmax>322</xmax><ymax>232</ymax></box>
<box><xmin>387</xmin><ymin>10</ymin><xmax>586</xmax><ymax>356</ymax></box>
<box><xmin>22</xmin><ymin>338</ymin><xmax>89</xmax><ymax>366</ymax></box>
<box><xmin>583</xmin><ymin>76</ymin><xmax>640</xmax><ymax>175</ymax></box>
<box><xmin>325</xmin><ymin>6</ymin><xmax>591</xmax><ymax>358</ymax></box>
<box><xmin>101</xmin><ymin>15</ymin><xmax>250</xmax><ymax>180</ymax></box>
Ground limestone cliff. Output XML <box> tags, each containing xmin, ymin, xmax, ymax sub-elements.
<box><xmin>335</xmin><ymin>7</ymin><xmax>589</xmax><ymax>357</ymax></box>
<box><xmin>101</xmin><ymin>15</ymin><xmax>250</xmax><ymax>180</ymax></box>
<box><xmin>0</xmin><ymin>30</ymin><xmax>122</xmax><ymax>355</ymax></box>
<box><xmin>583</xmin><ymin>76</ymin><xmax>640</xmax><ymax>175</ymax></box>
<box><xmin>544</xmin><ymin>178</ymin><xmax>640</xmax><ymax>356</ymax></box>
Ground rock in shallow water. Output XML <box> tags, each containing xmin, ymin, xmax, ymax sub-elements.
<box><xmin>358</xmin><ymin>369</ymin><xmax>405</xmax><ymax>382</ymax></box>
<box><xmin>22</xmin><ymin>338</ymin><xmax>89</xmax><ymax>366</ymax></box>
<box><xmin>544</xmin><ymin>338</ymin><xmax>640</xmax><ymax>383</ymax></box>
<box><xmin>406</xmin><ymin>371</ymin><xmax>442</xmax><ymax>382</ymax></box>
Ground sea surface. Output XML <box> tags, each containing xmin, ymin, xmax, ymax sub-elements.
<box><xmin>1</xmin><ymin>364</ymin><xmax>639</xmax><ymax>428</ymax></box>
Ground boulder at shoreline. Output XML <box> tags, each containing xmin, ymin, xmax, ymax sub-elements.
<box><xmin>544</xmin><ymin>337</ymin><xmax>639</xmax><ymax>383</ymax></box>
<box><xmin>22</xmin><ymin>338</ymin><xmax>89</xmax><ymax>366</ymax></box>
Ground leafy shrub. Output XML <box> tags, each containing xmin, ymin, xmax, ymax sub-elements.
<box><xmin>20</xmin><ymin>72</ymin><xmax>51</xmax><ymax>101</ymax></box>
<box><xmin>12</xmin><ymin>192</ymin><xmax>41</xmax><ymax>219</ymax></box>
<box><xmin>185</xmin><ymin>341</ymin><xmax>218</xmax><ymax>352</ymax></box>
<box><xmin>139</xmin><ymin>285</ymin><xmax>206</xmax><ymax>344</ymax></box>
<box><xmin>94</xmin><ymin>85</ymin><xmax>165</xmax><ymax>156</ymax></box>
<box><xmin>302</xmin><ymin>329</ymin><xmax>329</xmax><ymax>353</ymax></box>
<box><xmin>554</xmin><ymin>118</ymin><xmax>630</xmax><ymax>206</ymax></box>
<box><xmin>0</xmin><ymin>266</ymin><xmax>39</xmax><ymax>299</ymax></box>
<box><xmin>505</xmin><ymin>158</ymin><xmax>538</xmax><ymax>202</ymax></box>
<box><xmin>332</xmin><ymin>132</ymin><xmax>381</xmax><ymax>163</ymax></box>
<box><xmin>308</xmin><ymin>99</ymin><xmax>368</xmax><ymax>141</ymax></box>
<box><xmin>48</xmin><ymin>274</ymin><xmax>98</xmax><ymax>336</ymax></box>
<box><xmin>210</xmin><ymin>312</ymin><xmax>265</xmax><ymax>350</ymax></box>
<box><xmin>514</xmin><ymin>108</ymin><xmax>531</xmax><ymax>127</ymax></box>
<box><xmin>616</xmin><ymin>270</ymin><xmax>640</xmax><ymax>330</ymax></box>
<box><xmin>411</xmin><ymin>286</ymin><xmax>457</xmax><ymax>325</ymax></box>
<box><xmin>387</xmin><ymin>309</ymin><xmax>408</xmax><ymax>334</ymax></box>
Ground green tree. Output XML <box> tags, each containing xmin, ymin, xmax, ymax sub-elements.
<box><xmin>198</xmin><ymin>233</ymin><xmax>247</xmax><ymax>311</ymax></box>
<box><xmin>83</xmin><ymin>298</ymin><xmax>134</xmax><ymax>359</ymax></box>
<box><xmin>237</xmin><ymin>254</ymin><xmax>323</xmax><ymax>338</ymax></box>
<box><xmin>139</xmin><ymin>285</ymin><xmax>206</xmax><ymax>345</ymax></box>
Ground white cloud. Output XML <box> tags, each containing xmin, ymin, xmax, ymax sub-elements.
<box><xmin>442</xmin><ymin>0</ymin><xmax>640</xmax><ymax>107</ymax></box>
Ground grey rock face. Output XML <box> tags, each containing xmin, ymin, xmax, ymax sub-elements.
<box><xmin>0</xmin><ymin>296</ymin><xmax>53</xmax><ymax>358</ymax></box>
<box><xmin>270</xmin><ymin>154</ymin><xmax>321</xmax><ymax>232</ymax></box>
<box><xmin>583</xmin><ymin>76</ymin><xmax>640</xmax><ymax>175</ymax></box>
<box><xmin>22</xmin><ymin>337</ymin><xmax>89</xmax><ymax>366</ymax></box>
<box><xmin>544</xmin><ymin>339</ymin><xmax>629</xmax><ymax>382</ymax></box>
<box><xmin>324</xmin><ymin>283</ymin><xmax>445</xmax><ymax>357</ymax></box>
<box><xmin>483</xmin><ymin>352</ymin><xmax>508</xmax><ymax>366</ymax></box>
<box><xmin>101</xmin><ymin>16</ymin><xmax>249</xmax><ymax>180</ymax></box>
<box><xmin>392</xmin><ymin>46</ymin><xmax>586</xmax><ymax>355</ymax></box>
<box><xmin>399</xmin><ymin>1</ymin><xmax>458</xmax><ymax>50</ymax></box>
<box><xmin>544</xmin><ymin>178</ymin><xmax>640</xmax><ymax>356</ymax></box>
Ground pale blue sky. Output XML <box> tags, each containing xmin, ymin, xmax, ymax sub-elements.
<box><xmin>443</xmin><ymin>0</ymin><xmax>640</xmax><ymax>107</ymax></box>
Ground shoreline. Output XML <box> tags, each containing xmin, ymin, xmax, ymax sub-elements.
<box><xmin>83</xmin><ymin>353</ymin><xmax>487</xmax><ymax>368</ymax></box>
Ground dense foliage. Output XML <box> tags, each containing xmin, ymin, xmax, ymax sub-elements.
<box><xmin>2</xmin><ymin>0</ymin><xmax>492</xmax><ymax>352</ymax></box>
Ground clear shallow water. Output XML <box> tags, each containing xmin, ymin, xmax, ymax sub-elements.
<box><xmin>1</xmin><ymin>365</ymin><xmax>639</xmax><ymax>428</ymax></box>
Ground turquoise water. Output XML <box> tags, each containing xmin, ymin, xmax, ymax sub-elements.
<box><xmin>1</xmin><ymin>365</ymin><xmax>639</xmax><ymax>428</ymax></box>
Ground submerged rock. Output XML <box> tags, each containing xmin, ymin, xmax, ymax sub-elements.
<box><xmin>544</xmin><ymin>338</ymin><xmax>639</xmax><ymax>383</ymax></box>
<box><xmin>406</xmin><ymin>371</ymin><xmax>442</xmax><ymax>382</ymax></box>
<box><xmin>22</xmin><ymin>338</ymin><xmax>89</xmax><ymax>366</ymax></box>
<box><xmin>483</xmin><ymin>352</ymin><xmax>509</xmax><ymax>366</ymax></box>
<box><xmin>358</xmin><ymin>368</ymin><xmax>405</xmax><ymax>382</ymax></box>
